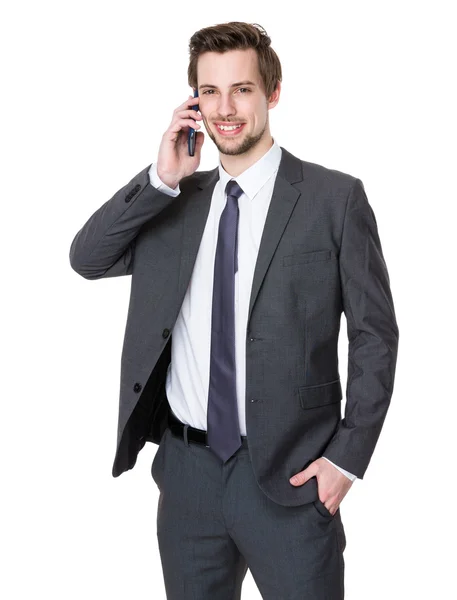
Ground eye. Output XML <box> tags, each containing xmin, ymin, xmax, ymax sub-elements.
<box><xmin>202</xmin><ymin>88</ymin><xmax>251</xmax><ymax>95</ymax></box>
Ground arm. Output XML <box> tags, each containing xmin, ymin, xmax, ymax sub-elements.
<box><xmin>69</xmin><ymin>163</ymin><xmax>180</xmax><ymax>280</ymax></box>
<box><xmin>322</xmin><ymin>178</ymin><xmax>399</xmax><ymax>479</ymax></box>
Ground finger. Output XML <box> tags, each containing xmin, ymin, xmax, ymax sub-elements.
<box><xmin>290</xmin><ymin>462</ymin><xmax>319</xmax><ymax>485</ymax></box>
<box><xmin>176</xmin><ymin>109</ymin><xmax>203</xmax><ymax>120</ymax></box>
<box><xmin>290</xmin><ymin>472</ymin><xmax>305</xmax><ymax>485</ymax></box>
<box><xmin>176</xmin><ymin>95</ymin><xmax>200</xmax><ymax>111</ymax></box>
<box><xmin>169</xmin><ymin>118</ymin><xmax>202</xmax><ymax>134</ymax></box>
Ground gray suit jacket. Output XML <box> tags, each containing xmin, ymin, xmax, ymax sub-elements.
<box><xmin>69</xmin><ymin>146</ymin><xmax>399</xmax><ymax>507</ymax></box>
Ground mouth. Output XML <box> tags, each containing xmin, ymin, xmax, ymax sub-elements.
<box><xmin>214</xmin><ymin>123</ymin><xmax>246</xmax><ymax>136</ymax></box>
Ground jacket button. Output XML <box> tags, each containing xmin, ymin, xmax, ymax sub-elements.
<box><xmin>162</xmin><ymin>328</ymin><xmax>170</xmax><ymax>339</ymax></box>
<box><xmin>125</xmin><ymin>184</ymin><xmax>141</xmax><ymax>203</ymax></box>
<box><xmin>250</xmin><ymin>398</ymin><xmax>258</xmax><ymax>403</ymax></box>
<box><xmin>133</xmin><ymin>382</ymin><xmax>142</xmax><ymax>393</ymax></box>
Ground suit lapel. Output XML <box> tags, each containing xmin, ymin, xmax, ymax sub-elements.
<box><xmin>177</xmin><ymin>146</ymin><xmax>305</xmax><ymax>327</ymax></box>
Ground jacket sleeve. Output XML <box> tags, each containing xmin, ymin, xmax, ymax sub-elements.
<box><xmin>322</xmin><ymin>178</ymin><xmax>399</xmax><ymax>479</ymax></box>
<box><xmin>69</xmin><ymin>163</ymin><xmax>179</xmax><ymax>280</ymax></box>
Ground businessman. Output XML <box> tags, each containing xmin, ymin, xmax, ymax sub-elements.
<box><xmin>69</xmin><ymin>21</ymin><xmax>399</xmax><ymax>600</ymax></box>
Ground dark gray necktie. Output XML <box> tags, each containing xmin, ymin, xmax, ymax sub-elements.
<box><xmin>207</xmin><ymin>179</ymin><xmax>244</xmax><ymax>463</ymax></box>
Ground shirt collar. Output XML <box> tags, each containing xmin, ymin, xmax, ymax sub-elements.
<box><xmin>217</xmin><ymin>137</ymin><xmax>282</xmax><ymax>201</ymax></box>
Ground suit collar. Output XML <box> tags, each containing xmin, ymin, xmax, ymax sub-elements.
<box><xmin>197</xmin><ymin>144</ymin><xmax>305</xmax><ymax>191</ymax></box>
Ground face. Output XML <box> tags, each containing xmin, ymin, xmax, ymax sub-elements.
<box><xmin>196</xmin><ymin>48</ymin><xmax>279</xmax><ymax>157</ymax></box>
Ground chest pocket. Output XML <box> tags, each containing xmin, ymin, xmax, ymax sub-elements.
<box><xmin>282</xmin><ymin>249</ymin><xmax>332</xmax><ymax>267</ymax></box>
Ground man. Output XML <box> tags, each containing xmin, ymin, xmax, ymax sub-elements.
<box><xmin>69</xmin><ymin>21</ymin><xmax>399</xmax><ymax>600</ymax></box>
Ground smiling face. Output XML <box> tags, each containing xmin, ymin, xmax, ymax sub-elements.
<box><xmin>196</xmin><ymin>48</ymin><xmax>280</xmax><ymax>161</ymax></box>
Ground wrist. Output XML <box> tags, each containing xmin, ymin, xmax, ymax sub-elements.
<box><xmin>157</xmin><ymin>168</ymin><xmax>180</xmax><ymax>190</ymax></box>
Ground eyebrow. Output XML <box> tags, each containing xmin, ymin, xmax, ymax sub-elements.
<box><xmin>198</xmin><ymin>80</ymin><xmax>257</xmax><ymax>90</ymax></box>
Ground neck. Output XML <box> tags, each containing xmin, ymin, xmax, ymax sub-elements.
<box><xmin>220</xmin><ymin>134</ymin><xmax>274</xmax><ymax>178</ymax></box>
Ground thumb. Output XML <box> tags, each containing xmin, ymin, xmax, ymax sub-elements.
<box><xmin>196</xmin><ymin>130</ymin><xmax>205</xmax><ymax>149</ymax></box>
<box><xmin>290</xmin><ymin>462</ymin><xmax>319</xmax><ymax>486</ymax></box>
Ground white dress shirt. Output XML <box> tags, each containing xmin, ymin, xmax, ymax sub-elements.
<box><xmin>147</xmin><ymin>138</ymin><xmax>356</xmax><ymax>482</ymax></box>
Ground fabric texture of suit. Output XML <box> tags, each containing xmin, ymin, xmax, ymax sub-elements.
<box><xmin>69</xmin><ymin>145</ymin><xmax>399</xmax><ymax>508</ymax></box>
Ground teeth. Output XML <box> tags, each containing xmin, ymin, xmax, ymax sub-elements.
<box><xmin>217</xmin><ymin>124</ymin><xmax>242</xmax><ymax>131</ymax></box>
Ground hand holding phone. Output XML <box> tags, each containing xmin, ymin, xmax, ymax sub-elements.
<box><xmin>156</xmin><ymin>90</ymin><xmax>205</xmax><ymax>189</ymax></box>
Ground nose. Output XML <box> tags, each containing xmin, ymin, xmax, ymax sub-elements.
<box><xmin>217</xmin><ymin>94</ymin><xmax>237</xmax><ymax>118</ymax></box>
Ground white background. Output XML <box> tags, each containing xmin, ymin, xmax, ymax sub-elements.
<box><xmin>2</xmin><ymin>0</ymin><xmax>456</xmax><ymax>598</ymax></box>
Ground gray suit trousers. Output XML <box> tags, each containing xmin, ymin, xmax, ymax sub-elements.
<box><xmin>151</xmin><ymin>420</ymin><xmax>347</xmax><ymax>599</ymax></box>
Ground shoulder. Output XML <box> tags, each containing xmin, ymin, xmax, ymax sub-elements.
<box><xmin>304</xmin><ymin>159</ymin><xmax>357</xmax><ymax>185</ymax></box>
<box><xmin>277</xmin><ymin>146</ymin><xmax>358</xmax><ymax>198</ymax></box>
<box><xmin>300</xmin><ymin>159</ymin><xmax>360</xmax><ymax>200</ymax></box>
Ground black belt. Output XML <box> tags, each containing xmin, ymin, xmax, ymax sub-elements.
<box><xmin>168</xmin><ymin>409</ymin><xmax>247</xmax><ymax>448</ymax></box>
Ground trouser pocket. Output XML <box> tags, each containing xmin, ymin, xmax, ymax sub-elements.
<box><xmin>151</xmin><ymin>427</ymin><xmax>170</xmax><ymax>490</ymax></box>
<box><xmin>312</xmin><ymin>497</ymin><xmax>335</xmax><ymax>519</ymax></box>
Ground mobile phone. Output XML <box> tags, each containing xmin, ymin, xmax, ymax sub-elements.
<box><xmin>188</xmin><ymin>88</ymin><xmax>199</xmax><ymax>156</ymax></box>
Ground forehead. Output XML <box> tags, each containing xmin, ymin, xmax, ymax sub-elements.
<box><xmin>197</xmin><ymin>48</ymin><xmax>260</xmax><ymax>87</ymax></box>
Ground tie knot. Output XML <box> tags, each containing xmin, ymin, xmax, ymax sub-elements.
<box><xmin>225</xmin><ymin>179</ymin><xmax>244</xmax><ymax>200</ymax></box>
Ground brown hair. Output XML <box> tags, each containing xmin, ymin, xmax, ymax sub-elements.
<box><xmin>187</xmin><ymin>22</ymin><xmax>282</xmax><ymax>100</ymax></box>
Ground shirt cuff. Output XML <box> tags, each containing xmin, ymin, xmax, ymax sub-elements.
<box><xmin>148</xmin><ymin>163</ymin><xmax>181</xmax><ymax>196</ymax></box>
<box><xmin>322</xmin><ymin>457</ymin><xmax>357</xmax><ymax>481</ymax></box>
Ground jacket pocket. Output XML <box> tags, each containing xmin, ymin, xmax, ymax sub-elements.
<box><xmin>298</xmin><ymin>379</ymin><xmax>342</xmax><ymax>410</ymax></box>
<box><xmin>282</xmin><ymin>249</ymin><xmax>332</xmax><ymax>267</ymax></box>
